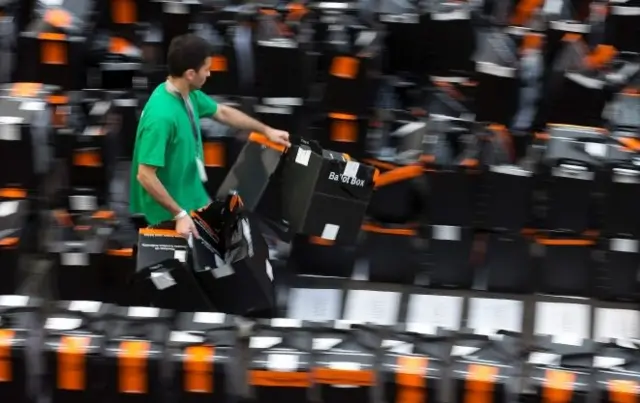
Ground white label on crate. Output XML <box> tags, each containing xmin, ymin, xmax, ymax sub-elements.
<box><xmin>535</xmin><ymin>302</ymin><xmax>590</xmax><ymax>343</ymax></box>
<box><xmin>267</xmin><ymin>354</ymin><xmax>300</xmax><ymax>371</ymax></box>
<box><xmin>0</xmin><ymin>123</ymin><xmax>20</xmax><ymax>141</ymax></box>
<box><xmin>406</xmin><ymin>294</ymin><xmax>463</xmax><ymax>331</ymax></box>
<box><xmin>194</xmin><ymin>312</ymin><xmax>226</xmax><ymax>324</ymax></box>
<box><xmin>249</xmin><ymin>336</ymin><xmax>282</xmax><ymax>349</ymax></box>
<box><xmin>0</xmin><ymin>116</ymin><xmax>23</xmax><ymax>125</ymax></box>
<box><xmin>550</xmin><ymin>21</ymin><xmax>590</xmax><ymax>33</ymax></box>
<box><xmin>566</xmin><ymin>73</ymin><xmax>604</xmax><ymax>89</ymax></box>
<box><xmin>382</xmin><ymin>340</ymin><xmax>413</xmax><ymax>354</ymax></box>
<box><xmin>271</xmin><ymin>318</ymin><xmax>302</xmax><ymax>328</ymax></box>
<box><xmin>406</xmin><ymin>323</ymin><xmax>437</xmax><ymax>335</ymax></box>
<box><xmin>174</xmin><ymin>250</ymin><xmax>187</xmax><ymax>263</ymax></box>
<box><xmin>431</xmin><ymin>9</ymin><xmax>470</xmax><ymax>20</ymax></box>
<box><xmin>451</xmin><ymin>346</ymin><xmax>481</xmax><ymax>357</ymax></box>
<box><xmin>321</xmin><ymin>224</ymin><xmax>340</xmax><ymax>241</ymax></box>
<box><xmin>432</xmin><ymin>225</ymin><xmax>460</xmax><ymax>241</ymax></box>
<box><xmin>611</xmin><ymin>6</ymin><xmax>640</xmax><ymax>15</ymax></box>
<box><xmin>343</xmin><ymin>290</ymin><xmax>400</xmax><ymax>326</ymax></box>
<box><xmin>343</xmin><ymin>161</ymin><xmax>360</xmax><ymax>178</ymax></box>
<box><xmin>594</xmin><ymin>308</ymin><xmax>639</xmax><ymax>341</ymax></box>
<box><xmin>594</xmin><ymin>356</ymin><xmax>627</xmax><ymax>368</ymax></box>
<box><xmin>317</xmin><ymin>2</ymin><xmax>351</xmax><ymax>10</ymax></box>
<box><xmin>170</xmin><ymin>331</ymin><xmax>204</xmax><ymax>343</ymax></box>
<box><xmin>69</xmin><ymin>301</ymin><xmax>102</xmax><ymax>313</ymax></box>
<box><xmin>61</xmin><ymin>253</ymin><xmax>88</xmax><ymax>267</ymax></box>
<box><xmin>610</xmin><ymin>239</ymin><xmax>639</xmax><ymax>253</ymax></box>
<box><xmin>489</xmin><ymin>165</ymin><xmax>532</xmax><ymax>177</ymax></box>
<box><xmin>262</xmin><ymin>98</ymin><xmax>303</xmax><ymax>107</ymax></box>
<box><xmin>288</xmin><ymin>288</ymin><xmax>342</xmax><ymax>321</ymax></box>
<box><xmin>254</xmin><ymin>105</ymin><xmax>293</xmax><ymax>115</ymax></box>
<box><xmin>163</xmin><ymin>2</ymin><xmax>189</xmax><ymax>14</ymax></box>
<box><xmin>585</xmin><ymin>142</ymin><xmax>607</xmax><ymax>158</ymax></box>
<box><xmin>69</xmin><ymin>195</ymin><xmax>97</xmax><ymax>211</ymax></box>
<box><xmin>0</xmin><ymin>201</ymin><xmax>19</xmax><ymax>217</ymax></box>
<box><xmin>476</xmin><ymin>62</ymin><xmax>516</xmax><ymax>78</ymax></box>
<box><xmin>265</xmin><ymin>260</ymin><xmax>273</xmax><ymax>281</ymax></box>
<box><xmin>295</xmin><ymin>148</ymin><xmax>311</xmax><ymax>166</ymax></box>
<box><xmin>113</xmin><ymin>98</ymin><xmax>138</xmax><ymax>107</ymax></box>
<box><xmin>151</xmin><ymin>272</ymin><xmax>176</xmax><ymax>290</ymax></box>
<box><xmin>90</xmin><ymin>101</ymin><xmax>110</xmax><ymax>116</ymax></box>
<box><xmin>128</xmin><ymin>307</ymin><xmax>160</xmax><ymax>318</ymax></box>
<box><xmin>40</xmin><ymin>0</ymin><xmax>63</xmax><ymax>6</ymax></box>
<box><xmin>45</xmin><ymin>317</ymin><xmax>81</xmax><ymax>331</ymax></box>
<box><xmin>0</xmin><ymin>295</ymin><xmax>29</xmax><ymax>307</ymax></box>
<box><xmin>329</xmin><ymin>362</ymin><xmax>360</xmax><ymax>371</ymax></box>
<box><xmin>257</xmin><ymin>39</ymin><xmax>298</xmax><ymax>49</ymax></box>
<box><xmin>313</xmin><ymin>338</ymin><xmax>342</xmax><ymax>350</ymax></box>
<box><xmin>468</xmin><ymin>298</ymin><xmax>523</xmax><ymax>335</ymax></box>
<box><xmin>528</xmin><ymin>352</ymin><xmax>560</xmax><ymax>365</ymax></box>
<box><xmin>20</xmin><ymin>101</ymin><xmax>45</xmax><ymax>111</ymax></box>
<box><xmin>380</xmin><ymin>13</ymin><xmax>419</xmax><ymax>24</ymax></box>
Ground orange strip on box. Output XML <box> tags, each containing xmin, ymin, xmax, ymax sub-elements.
<box><xmin>184</xmin><ymin>346</ymin><xmax>214</xmax><ymax>393</ymax></box>
<box><xmin>58</xmin><ymin>336</ymin><xmax>90</xmax><ymax>390</ymax></box>
<box><xmin>0</xmin><ymin>330</ymin><xmax>14</xmax><ymax>382</ymax></box>
<box><xmin>119</xmin><ymin>340</ymin><xmax>150</xmax><ymax>394</ymax></box>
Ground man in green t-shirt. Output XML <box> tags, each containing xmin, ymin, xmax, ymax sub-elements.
<box><xmin>131</xmin><ymin>34</ymin><xmax>291</xmax><ymax>238</ymax></box>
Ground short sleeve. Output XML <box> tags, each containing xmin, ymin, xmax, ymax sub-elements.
<box><xmin>136</xmin><ymin>115</ymin><xmax>173</xmax><ymax>168</ymax></box>
<box><xmin>192</xmin><ymin>90</ymin><xmax>218</xmax><ymax>118</ymax></box>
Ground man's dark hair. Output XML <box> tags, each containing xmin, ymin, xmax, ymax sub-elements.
<box><xmin>167</xmin><ymin>34</ymin><xmax>213</xmax><ymax>77</ymax></box>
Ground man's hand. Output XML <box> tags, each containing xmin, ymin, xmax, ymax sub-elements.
<box><xmin>265</xmin><ymin>127</ymin><xmax>292</xmax><ymax>148</ymax></box>
<box><xmin>176</xmin><ymin>215</ymin><xmax>199</xmax><ymax>239</ymax></box>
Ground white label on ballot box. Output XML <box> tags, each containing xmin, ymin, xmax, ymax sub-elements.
<box><xmin>69</xmin><ymin>301</ymin><xmax>101</xmax><ymax>313</ymax></box>
<box><xmin>174</xmin><ymin>250</ymin><xmax>187</xmax><ymax>263</ymax></box>
<box><xmin>69</xmin><ymin>195</ymin><xmax>97</xmax><ymax>211</ymax></box>
<box><xmin>62</xmin><ymin>253</ymin><xmax>88</xmax><ymax>267</ymax></box>
<box><xmin>343</xmin><ymin>161</ymin><xmax>360</xmax><ymax>178</ymax></box>
<box><xmin>594</xmin><ymin>308</ymin><xmax>639</xmax><ymax>341</ymax></box>
<box><xmin>295</xmin><ymin>148</ymin><xmax>311</xmax><ymax>166</ymax></box>
<box><xmin>344</xmin><ymin>290</ymin><xmax>400</xmax><ymax>326</ymax></box>
<box><xmin>170</xmin><ymin>331</ymin><xmax>204</xmax><ymax>343</ymax></box>
<box><xmin>194</xmin><ymin>312</ymin><xmax>226</xmax><ymax>324</ymax></box>
<box><xmin>0</xmin><ymin>201</ymin><xmax>19</xmax><ymax>217</ymax></box>
<box><xmin>321</xmin><ymin>224</ymin><xmax>340</xmax><ymax>241</ymax></box>
<box><xmin>534</xmin><ymin>302</ymin><xmax>590</xmax><ymax>345</ymax></box>
<box><xmin>271</xmin><ymin>318</ymin><xmax>302</xmax><ymax>328</ymax></box>
<box><xmin>0</xmin><ymin>295</ymin><xmax>29</xmax><ymax>307</ymax></box>
<box><xmin>267</xmin><ymin>354</ymin><xmax>299</xmax><ymax>372</ymax></box>
<box><xmin>468</xmin><ymin>298</ymin><xmax>523</xmax><ymax>335</ymax></box>
<box><xmin>128</xmin><ymin>307</ymin><xmax>160</xmax><ymax>318</ymax></box>
<box><xmin>250</xmin><ymin>336</ymin><xmax>282</xmax><ymax>349</ymax></box>
<box><xmin>151</xmin><ymin>272</ymin><xmax>176</xmax><ymax>290</ymax></box>
<box><xmin>313</xmin><ymin>338</ymin><xmax>342</xmax><ymax>350</ymax></box>
<box><xmin>288</xmin><ymin>288</ymin><xmax>342</xmax><ymax>321</ymax></box>
<box><xmin>406</xmin><ymin>294</ymin><xmax>463</xmax><ymax>331</ymax></box>
<box><xmin>164</xmin><ymin>2</ymin><xmax>189</xmax><ymax>14</ymax></box>
<box><xmin>20</xmin><ymin>101</ymin><xmax>45</xmax><ymax>111</ymax></box>
<box><xmin>0</xmin><ymin>121</ymin><xmax>20</xmax><ymax>141</ymax></box>
<box><xmin>45</xmin><ymin>317</ymin><xmax>81</xmax><ymax>331</ymax></box>
<box><xmin>40</xmin><ymin>0</ymin><xmax>63</xmax><ymax>6</ymax></box>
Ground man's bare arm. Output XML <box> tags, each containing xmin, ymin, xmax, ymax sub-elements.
<box><xmin>213</xmin><ymin>104</ymin><xmax>269</xmax><ymax>133</ymax></box>
<box><xmin>136</xmin><ymin>164</ymin><xmax>182</xmax><ymax>216</ymax></box>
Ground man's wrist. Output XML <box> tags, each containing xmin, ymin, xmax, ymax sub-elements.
<box><xmin>174</xmin><ymin>210</ymin><xmax>188</xmax><ymax>220</ymax></box>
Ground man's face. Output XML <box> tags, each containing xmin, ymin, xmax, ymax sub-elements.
<box><xmin>186</xmin><ymin>57</ymin><xmax>212</xmax><ymax>90</ymax></box>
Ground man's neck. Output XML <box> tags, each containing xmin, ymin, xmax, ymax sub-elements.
<box><xmin>167</xmin><ymin>76</ymin><xmax>190</xmax><ymax>98</ymax></box>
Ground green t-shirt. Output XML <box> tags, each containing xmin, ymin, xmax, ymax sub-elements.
<box><xmin>130</xmin><ymin>83</ymin><xmax>218</xmax><ymax>225</ymax></box>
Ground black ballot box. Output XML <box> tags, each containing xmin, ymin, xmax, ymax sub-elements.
<box><xmin>168</xmin><ymin>311</ymin><xmax>239</xmax><ymax>403</ymax></box>
<box><xmin>0</xmin><ymin>295</ymin><xmax>42</xmax><ymax>403</ymax></box>
<box><xmin>595</xmin><ymin>238</ymin><xmax>640</xmax><ymax>302</ymax></box>
<box><xmin>247</xmin><ymin>319</ymin><xmax>314</xmax><ymax>403</ymax></box>
<box><xmin>0</xmin><ymin>83</ymin><xmax>56</xmax><ymax>192</ymax></box>
<box><xmin>41</xmin><ymin>301</ymin><xmax>113</xmax><ymax>403</ymax></box>
<box><xmin>102</xmin><ymin>306</ymin><xmax>172</xmax><ymax>403</ymax></box>
<box><xmin>593</xmin><ymin>341</ymin><xmax>640</xmax><ymax>403</ymax></box>
<box><xmin>135</xmin><ymin>227</ymin><xmax>214</xmax><ymax>312</ymax></box>
<box><xmin>281</xmin><ymin>141</ymin><xmax>377</xmax><ymax>245</ymax></box>
<box><xmin>311</xmin><ymin>321</ymin><xmax>381</xmax><ymax>403</ymax></box>
<box><xmin>380</xmin><ymin>326</ymin><xmax>452</xmax><ymax>403</ymax></box>
<box><xmin>47</xmin><ymin>209</ymin><xmax>113</xmax><ymax>301</ymax></box>
<box><xmin>0</xmin><ymin>198</ymin><xmax>29</xmax><ymax>295</ymax></box>
<box><xmin>190</xmin><ymin>207</ymin><xmax>276</xmax><ymax>318</ymax></box>
<box><xmin>216</xmin><ymin>132</ymin><xmax>286</xmax><ymax>213</ymax></box>
<box><xmin>287</xmin><ymin>234</ymin><xmax>356</xmax><ymax>278</ymax></box>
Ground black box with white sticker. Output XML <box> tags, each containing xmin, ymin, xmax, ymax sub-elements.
<box><xmin>190</xmin><ymin>212</ymin><xmax>276</xmax><ymax>318</ymax></box>
<box><xmin>135</xmin><ymin>228</ymin><xmax>214</xmax><ymax>312</ymax></box>
<box><xmin>0</xmin><ymin>198</ymin><xmax>29</xmax><ymax>294</ymax></box>
<box><xmin>0</xmin><ymin>83</ymin><xmax>56</xmax><ymax>192</ymax></box>
<box><xmin>168</xmin><ymin>311</ymin><xmax>239</xmax><ymax>403</ymax></box>
<box><xmin>281</xmin><ymin>141</ymin><xmax>377</xmax><ymax>245</ymax></box>
<box><xmin>593</xmin><ymin>340</ymin><xmax>640</xmax><ymax>403</ymax></box>
<box><xmin>42</xmin><ymin>301</ymin><xmax>109</xmax><ymax>403</ymax></box>
<box><xmin>0</xmin><ymin>295</ymin><xmax>42</xmax><ymax>403</ymax></box>
<box><xmin>381</xmin><ymin>325</ymin><xmax>452</xmax><ymax>403</ymax></box>
<box><xmin>248</xmin><ymin>318</ymin><xmax>314</xmax><ymax>403</ymax></box>
<box><xmin>102</xmin><ymin>306</ymin><xmax>172</xmax><ymax>403</ymax></box>
<box><xmin>311</xmin><ymin>321</ymin><xmax>381</xmax><ymax>403</ymax></box>
<box><xmin>47</xmin><ymin>210</ymin><xmax>113</xmax><ymax>301</ymax></box>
